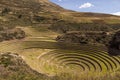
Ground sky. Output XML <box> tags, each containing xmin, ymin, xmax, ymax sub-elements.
<box><xmin>50</xmin><ymin>0</ymin><xmax>120</xmax><ymax>16</ymax></box>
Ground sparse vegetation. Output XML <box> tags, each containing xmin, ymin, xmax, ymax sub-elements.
<box><xmin>56</xmin><ymin>31</ymin><xmax>113</xmax><ymax>45</ymax></box>
<box><xmin>0</xmin><ymin>0</ymin><xmax>120</xmax><ymax>80</ymax></box>
<box><xmin>0</xmin><ymin>28</ymin><xmax>25</xmax><ymax>42</ymax></box>
<box><xmin>0</xmin><ymin>53</ymin><xmax>50</xmax><ymax>80</ymax></box>
<box><xmin>50</xmin><ymin>21</ymin><xmax>117</xmax><ymax>33</ymax></box>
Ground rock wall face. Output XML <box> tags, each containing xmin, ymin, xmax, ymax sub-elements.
<box><xmin>108</xmin><ymin>31</ymin><xmax>120</xmax><ymax>55</ymax></box>
<box><xmin>56</xmin><ymin>32</ymin><xmax>111</xmax><ymax>45</ymax></box>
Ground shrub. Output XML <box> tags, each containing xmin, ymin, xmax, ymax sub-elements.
<box><xmin>1</xmin><ymin>8</ymin><xmax>11</xmax><ymax>15</ymax></box>
<box><xmin>14</xmin><ymin>28</ymin><xmax>25</xmax><ymax>39</ymax></box>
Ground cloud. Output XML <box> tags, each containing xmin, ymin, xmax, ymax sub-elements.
<box><xmin>79</xmin><ymin>2</ymin><xmax>94</xmax><ymax>9</ymax></box>
<box><xmin>112</xmin><ymin>12</ymin><xmax>120</xmax><ymax>16</ymax></box>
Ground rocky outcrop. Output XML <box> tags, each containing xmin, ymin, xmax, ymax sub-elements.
<box><xmin>108</xmin><ymin>31</ymin><xmax>120</xmax><ymax>55</ymax></box>
<box><xmin>0</xmin><ymin>53</ymin><xmax>49</xmax><ymax>80</ymax></box>
<box><xmin>0</xmin><ymin>28</ymin><xmax>25</xmax><ymax>42</ymax></box>
<box><xmin>56</xmin><ymin>32</ymin><xmax>111</xmax><ymax>45</ymax></box>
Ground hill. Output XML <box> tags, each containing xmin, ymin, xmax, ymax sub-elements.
<box><xmin>0</xmin><ymin>0</ymin><xmax>120</xmax><ymax>80</ymax></box>
<box><xmin>0</xmin><ymin>0</ymin><xmax>64</xmax><ymax>11</ymax></box>
<box><xmin>0</xmin><ymin>0</ymin><xmax>120</xmax><ymax>25</ymax></box>
<box><xmin>0</xmin><ymin>0</ymin><xmax>120</xmax><ymax>32</ymax></box>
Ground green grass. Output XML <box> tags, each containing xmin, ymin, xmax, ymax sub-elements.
<box><xmin>0</xmin><ymin>27</ymin><xmax>120</xmax><ymax>80</ymax></box>
<box><xmin>38</xmin><ymin>49</ymin><xmax>120</xmax><ymax>75</ymax></box>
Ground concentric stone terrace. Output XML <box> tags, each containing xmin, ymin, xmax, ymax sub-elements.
<box><xmin>39</xmin><ymin>46</ymin><xmax>120</xmax><ymax>74</ymax></box>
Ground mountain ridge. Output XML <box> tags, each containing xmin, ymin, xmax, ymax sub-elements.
<box><xmin>0</xmin><ymin>0</ymin><xmax>120</xmax><ymax>16</ymax></box>
<box><xmin>0</xmin><ymin>0</ymin><xmax>65</xmax><ymax>12</ymax></box>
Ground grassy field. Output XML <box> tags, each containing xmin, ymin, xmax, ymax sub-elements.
<box><xmin>0</xmin><ymin>0</ymin><xmax>120</xmax><ymax>79</ymax></box>
<box><xmin>0</xmin><ymin>26</ymin><xmax>120</xmax><ymax>79</ymax></box>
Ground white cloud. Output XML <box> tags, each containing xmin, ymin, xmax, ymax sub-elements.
<box><xmin>79</xmin><ymin>2</ymin><xmax>94</xmax><ymax>9</ymax></box>
<box><xmin>112</xmin><ymin>12</ymin><xmax>120</xmax><ymax>16</ymax></box>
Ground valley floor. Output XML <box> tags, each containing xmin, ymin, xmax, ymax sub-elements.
<box><xmin>0</xmin><ymin>26</ymin><xmax>120</xmax><ymax>80</ymax></box>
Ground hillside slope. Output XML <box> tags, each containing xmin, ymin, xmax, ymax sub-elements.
<box><xmin>0</xmin><ymin>0</ymin><xmax>120</xmax><ymax>80</ymax></box>
<box><xmin>0</xmin><ymin>0</ymin><xmax>64</xmax><ymax>12</ymax></box>
<box><xmin>0</xmin><ymin>53</ymin><xmax>50</xmax><ymax>80</ymax></box>
<box><xmin>0</xmin><ymin>0</ymin><xmax>120</xmax><ymax>23</ymax></box>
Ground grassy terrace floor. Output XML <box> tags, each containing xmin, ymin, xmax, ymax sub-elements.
<box><xmin>0</xmin><ymin>27</ymin><xmax>120</xmax><ymax>79</ymax></box>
